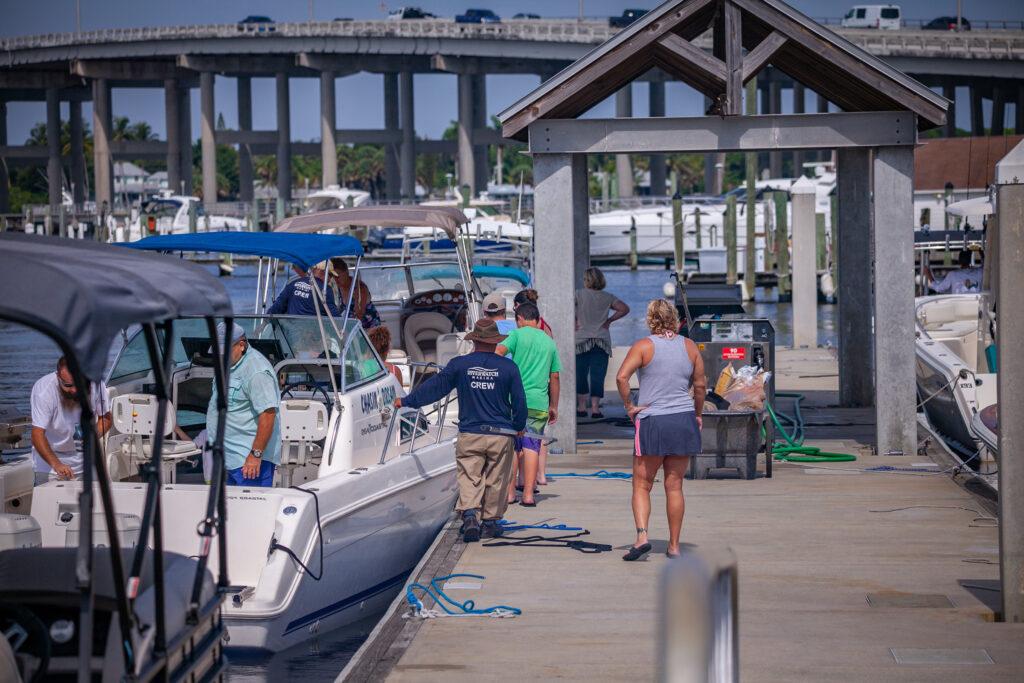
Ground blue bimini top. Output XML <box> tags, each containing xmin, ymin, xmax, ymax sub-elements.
<box><xmin>123</xmin><ymin>231</ymin><xmax>364</xmax><ymax>271</ymax></box>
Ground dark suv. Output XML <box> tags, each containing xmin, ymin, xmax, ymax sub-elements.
<box><xmin>923</xmin><ymin>16</ymin><xmax>971</xmax><ymax>30</ymax></box>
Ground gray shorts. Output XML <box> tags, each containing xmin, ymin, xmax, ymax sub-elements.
<box><xmin>634</xmin><ymin>411</ymin><xmax>701</xmax><ymax>457</ymax></box>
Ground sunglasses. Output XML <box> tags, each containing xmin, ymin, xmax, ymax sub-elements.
<box><xmin>59</xmin><ymin>378</ymin><xmax>76</xmax><ymax>389</ymax></box>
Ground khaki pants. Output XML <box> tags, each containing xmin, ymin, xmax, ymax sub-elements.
<box><xmin>455</xmin><ymin>432</ymin><xmax>515</xmax><ymax>520</ymax></box>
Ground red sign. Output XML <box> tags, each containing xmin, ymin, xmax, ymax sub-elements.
<box><xmin>721</xmin><ymin>347</ymin><xmax>746</xmax><ymax>360</ymax></box>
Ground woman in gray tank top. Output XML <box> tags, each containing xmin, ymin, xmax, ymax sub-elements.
<box><xmin>615</xmin><ymin>299</ymin><xmax>706</xmax><ymax>560</ymax></box>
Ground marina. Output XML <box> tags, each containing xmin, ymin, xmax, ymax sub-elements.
<box><xmin>1</xmin><ymin>0</ymin><xmax>1024</xmax><ymax>681</ymax></box>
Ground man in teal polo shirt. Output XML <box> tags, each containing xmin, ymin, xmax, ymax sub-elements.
<box><xmin>206</xmin><ymin>322</ymin><xmax>281</xmax><ymax>486</ymax></box>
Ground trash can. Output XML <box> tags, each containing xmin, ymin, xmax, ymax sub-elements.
<box><xmin>688</xmin><ymin>411</ymin><xmax>761</xmax><ymax>480</ymax></box>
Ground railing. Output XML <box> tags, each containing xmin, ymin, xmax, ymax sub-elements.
<box><xmin>818</xmin><ymin>17</ymin><xmax>1024</xmax><ymax>30</ymax></box>
<box><xmin>378</xmin><ymin>362</ymin><xmax>454</xmax><ymax>465</ymax></box>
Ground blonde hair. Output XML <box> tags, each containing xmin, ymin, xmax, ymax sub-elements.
<box><xmin>583</xmin><ymin>267</ymin><xmax>606</xmax><ymax>291</ymax></box>
<box><xmin>646</xmin><ymin>299</ymin><xmax>680</xmax><ymax>336</ymax></box>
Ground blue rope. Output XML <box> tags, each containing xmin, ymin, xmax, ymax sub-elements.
<box><xmin>576</xmin><ymin>440</ymin><xmax>604</xmax><ymax>445</ymax></box>
<box><xmin>497</xmin><ymin>520</ymin><xmax>584</xmax><ymax>533</ymax></box>
<box><xmin>405</xmin><ymin>573</ymin><xmax>522</xmax><ymax>617</ymax></box>
<box><xmin>547</xmin><ymin>470</ymin><xmax>633</xmax><ymax>480</ymax></box>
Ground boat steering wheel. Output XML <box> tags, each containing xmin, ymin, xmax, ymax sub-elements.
<box><xmin>280</xmin><ymin>382</ymin><xmax>332</xmax><ymax>408</ymax></box>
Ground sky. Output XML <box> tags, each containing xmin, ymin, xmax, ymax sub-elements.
<box><xmin>2</xmin><ymin>1</ymin><xmax>1022</xmax><ymax>145</ymax></box>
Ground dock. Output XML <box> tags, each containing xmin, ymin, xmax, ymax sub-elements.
<box><xmin>343</xmin><ymin>348</ymin><xmax>1024</xmax><ymax>681</ymax></box>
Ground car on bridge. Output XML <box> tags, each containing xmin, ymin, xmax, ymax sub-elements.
<box><xmin>456</xmin><ymin>9</ymin><xmax>501</xmax><ymax>24</ymax></box>
<box><xmin>387</xmin><ymin>7</ymin><xmax>436</xmax><ymax>20</ymax></box>
<box><xmin>238</xmin><ymin>15</ymin><xmax>276</xmax><ymax>33</ymax></box>
<box><xmin>610</xmin><ymin>9</ymin><xmax>649</xmax><ymax>28</ymax></box>
<box><xmin>840</xmin><ymin>5</ymin><xmax>902</xmax><ymax>30</ymax></box>
<box><xmin>923</xmin><ymin>16</ymin><xmax>971</xmax><ymax>31</ymax></box>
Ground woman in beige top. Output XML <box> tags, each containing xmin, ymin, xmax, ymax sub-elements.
<box><xmin>575</xmin><ymin>266</ymin><xmax>629</xmax><ymax>418</ymax></box>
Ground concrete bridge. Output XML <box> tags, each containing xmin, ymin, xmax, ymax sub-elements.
<box><xmin>1</xmin><ymin>18</ymin><xmax>1023</xmax><ymax>212</ymax></box>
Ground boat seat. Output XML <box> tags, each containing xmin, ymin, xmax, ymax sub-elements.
<box><xmin>277</xmin><ymin>399</ymin><xmax>328</xmax><ymax>487</ymax></box>
<box><xmin>404</xmin><ymin>312</ymin><xmax>454</xmax><ymax>367</ymax></box>
<box><xmin>110</xmin><ymin>394</ymin><xmax>201</xmax><ymax>483</ymax></box>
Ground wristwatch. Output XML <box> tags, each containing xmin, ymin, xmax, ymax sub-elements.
<box><xmin>250</xmin><ymin>448</ymin><xmax>263</xmax><ymax>460</ymax></box>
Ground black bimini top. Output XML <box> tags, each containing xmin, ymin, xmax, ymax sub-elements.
<box><xmin>0</xmin><ymin>234</ymin><xmax>232</xmax><ymax>381</ymax></box>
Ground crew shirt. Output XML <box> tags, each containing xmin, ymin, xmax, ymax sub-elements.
<box><xmin>402</xmin><ymin>352</ymin><xmax>527</xmax><ymax>435</ymax></box>
<box><xmin>267</xmin><ymin>277</ymin><xmax>341</xmax><ymax>317</ymax></box>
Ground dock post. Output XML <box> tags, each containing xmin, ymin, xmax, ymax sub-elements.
<box><xmin>672</xmin><ymin>192</ymin><xmax>684</xmax><ymax>274</ymax></box>
<box><xmin>743</xmin><ymin>78</ymin><xmax>757</xmax><ymax>300</ymax></box>
<box><xmin>725</xmin><ymin>195</ymin><xmax>737</xmax><ymax>284</ymax></box>
<box><xmin>774</xmin><ymin>192</ymin><xmax>789</xmax><ymax>296</ymax></box>
<box><xmin>188</xmin><ymin>201</ymin><xmax>197</xmax><ymax>234</ymax></box>
<box><xmin>815</xmin><ymin>213</ymin><xmax>827</xmax><ymax>272</ymax></box>
<box><xmin>995</xmin><ymin>142</ymin><xmax>1024</xmax><ymax>622</ymax></box>
<box><xmin>694</xmin><ymin>208</ymin><xmax>702</xmax><ymax>250</ymax></box>
<box><xmin>629</xmin><ymin>216</ymin><xmax>639</xmax><ymax>270</ymax></box>
<box><xmin>790</xmin><ymin>177</ymin><xmax>817</xmax><ymax>348</ymax></box>
<box><xmin>763</xmin><ymin>193</ymin><xmax>776</xmax><ymax>273</ymax></box>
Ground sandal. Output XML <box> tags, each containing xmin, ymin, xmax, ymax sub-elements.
<box><xmin>576</xmin><ymin>410</ymin><xmax>588</xmax><ymax>418</ymax></box>
<box><xmin>591</xmin><ymin>411</ymin><xmax>605</xmax><ymax>419</ymax></box>
<box><xmin>665</xmin><ymin>550</ymin><xmax>681</xmax><ymax>559</ymax></box>
<box><xmin>520</xmin><ymin>500</ymin><xmax>537</xmax><ymax>507</ymax></box>
<box><xmin>622</xmin><ymin>543</ymin><xmax>652</xmax><ymax>561</ymax></box>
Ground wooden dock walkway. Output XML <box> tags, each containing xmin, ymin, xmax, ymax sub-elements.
<box><xmin>342</xmin><ymin>348</ymin><xmax>1024</xmax><ymax>681</ymax></box>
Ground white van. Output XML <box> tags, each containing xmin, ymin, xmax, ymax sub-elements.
<box><xmin>841</xmin><ymin>5</ymin><xmax>902</xmax><ymax>30</ymax></box>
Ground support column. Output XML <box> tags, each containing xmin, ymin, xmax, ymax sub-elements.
<box><xmin>992</xmin><ymin>86</ymin><xmax>1006</xmax><ymax>136</ymax></box>
<box><xmin>648</xmin><ymin>81</ymin><xmax>667</xmax><ymax>197</ymax></box>
<box><xmin>872</xmin><ymin>146</ymin><xmax>916</xmax><ymax>457</ymax></box>
<box><xmin>320</xmin><ymin>72</ymin><xmax>337</xmax><ymax>189</ymax></box>
<box><xmin>768</xmin><ymin>80</ymin><xmax>782</xmax><ymax>178</ymax></box>
<box><xmin>164</xmin><ymin>79</ymin><xmax>181</xmax><ymax>196</ymax></box>
<box><xmin>0</xmin><ymin>101</ymin><xmax>8</xmax><ymax>213</ymax></box>
<box><xmin>943</xmin><ymin>80</ymin><xmax>957</xmax><ymax>137</ymax></box>
<box><xmin>456</xmin><ymin>73</ymin><xmax>475</xmax><ymax>194</ymax></box>
<box><xmin>615</xmin><ymin>85</ymin><xmax>634</xmax><ymax>198</ymax></box>
<box><xmin>994</xmin><ymin>150</ymin><xmax>1024</xmax><ymax>623</ymax></box>
<box><xmin>237</xmin><ymin>77</ymin><xmax>253</xmax><ymax>202</ymax></box>
<box><xmin>792</xmin><ymin>82</ymin><xmax>805</xmax><ymax>177</ymax></box>
<box><xmin>1017</xmin><ymin>84</ymin><xmax>1024</xmax><ymax>135</ymax></box>
<box><xmin>178</xmin><ymin>86</ymin><xmax>193</xmax><ymax>195</ymax></box>
<box><xmin>46</xmin><ymin>87</ymin><xmax>62</xmax><ymax>221</ymax></box>
<box><xmin>400</xmin><ymin>71</ymin><xmax>415</xmax><ymax>200</ymax></box>
<box><xmin>92</xmin><ymin>78</ymin><xmax>113</xmax><ymax>207</ymax></box>
<box><xmin>790</xmin><ymin>177</ymin><xmax>817</xmax><ymax>348</ymax></box>
<box><xmin>472</xmin><ymin>74</ymin><xmax>489</xmax><ymax>195</ymax></box>
<box><xmin>383</xmin><ymin>73</ymin><xmax>400</xmax><ymax>199</ymax></box>
<box><xmin>276</xmin><ymin>72</ymin><xmax>291</xmax><ymax>204</ymax></box>
<box><xmin>200</xmin><ymin>71</ymin><xmax>217</xmax><ymax>205</ymax></box>
<box><xmin>836</xmin><ymin>148</ymin><xmax>873</xmax><ymax>407</ymax></box>
<box><xmin>533</xmin><ymin>153</ymin><xmax>589</xmax><ymax>451</ymax></box>
<box><xmin>970</xmin><ymin>84</ymin><xmax>985</xmax><ymax>136</ymax></box>
<box><xmin>69</xmin><ymin>100</ymin><xmax>86</xmax><ymax>205</ymax></box>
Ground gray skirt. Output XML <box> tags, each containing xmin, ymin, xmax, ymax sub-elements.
<box><xmin>634</xmin><ymin>411</ymin><xmax>701</xmax><ymax>457</ymax></box>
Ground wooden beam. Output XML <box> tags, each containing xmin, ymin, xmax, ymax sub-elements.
<box><xmin>656</xmin><ymin>33</ymin><xmax>726</xmax><ymax>85</ymax></box>
<box><xmin>723</xmin><ymin>0</ymin><xmax>743</xmax><ymax>116</ymax></box>
<box><xmin>741</xmin><ymin>31</ymin><xmax>787</xmax><ymax>84</ymax></box>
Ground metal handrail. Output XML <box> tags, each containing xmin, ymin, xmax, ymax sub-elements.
<box><xmin>378</xmin><ymin>394</ymin><xmax>453</xmax><ymax>465</ymax></box>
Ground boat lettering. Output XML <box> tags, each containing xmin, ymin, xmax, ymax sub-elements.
<box><xmin>360</xmin><ymin>385</ymin><xmax>397</xmax><ymax>415</ymax></box>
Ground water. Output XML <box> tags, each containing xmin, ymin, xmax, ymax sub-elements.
<box><xmin>0</xmin><ymin>262</ymin><xmax>836</xmax><ymax>676</ymax></box>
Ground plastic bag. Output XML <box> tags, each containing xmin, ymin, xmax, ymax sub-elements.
<box><xmin>720</xmin><ymin>367</ymin><xmax>772</xmax><ymax>411</ymax></box>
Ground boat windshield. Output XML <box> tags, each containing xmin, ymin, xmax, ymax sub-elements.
<box><xmin>356</xmin><ymin>263</ymin><xmax>468</xmax><ymax>301</ymax></box>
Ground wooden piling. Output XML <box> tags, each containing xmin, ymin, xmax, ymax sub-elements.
<box><xmin>763</xmin><ymin>193</ymin><xmax>776</xmax><ymax>273</ymax></box>
<box><xmin>188</xmin><ymin>201</ymin><xmax>198</xmax><ymax>233</ymax></box>
<box><xmin>815</xmin><ymin>213</ymin><xmax>827</xmax><ymax>272</ymax></box>
<box><xmin>672</xmin><ymin>193</ymin><xmax>684</xmax><ymax>275</ymax></box>
<box><xmin>744</xmin><ymin>78</ymin><xmax>757</xmax><ymax>300</ymax></box>
<box><xmin>774</xmin><ymin>191</ymin><xmax>790</xmax><ymax>296</ymax></box>
<box><xmin>629</xmin><ymin>216</ymin><xmax>639</xmax><ymax>271</ymax></box>
<box><xmin>694</xmin><ymin>208</ymin><xmax>702</xmax><ymax>250</ymax></box>
<box><xmin>725</xmin><ymin>195</ymin><xmax>738</xmax><ymax>284</ymax></box>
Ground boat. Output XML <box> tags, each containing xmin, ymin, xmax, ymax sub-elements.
<box><xmin>914</xmin><ymin>292</ymin><xmax>998</xmax><ymax>473</ymax></box>
<box><xmin>0</xmin><ymin>233</ymin><xmax>231</xmax><ymax>681</ymax></box>
<box><xmin>303</xmin><ymin>185</ymin><xmax>372</xmax><ymax>212</ymax></box>
<box><xmin>124</xmin><ymin>191</ymin><xmax>247</xmax><ymax>241</ymax></box>
<box><xmin>109</xmin><ymin>229</ymin><xmax>462</xmax><ymax>652</ymax></box>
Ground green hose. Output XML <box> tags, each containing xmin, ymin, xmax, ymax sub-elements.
<box><xmin>765</xmin><ymin>392</ymin><xmax>858</xmax><ymax>463</ymax></box>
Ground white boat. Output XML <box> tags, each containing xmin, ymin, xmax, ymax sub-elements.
<box><xmin>303</xmin><ymin>185</ymin><xmax>372</xmax><ymax>212</ymax></box>
<box><xmin>125</xmin><ymin>191</ymin><xmax>247</xmax><ymax>241</ymax></box>
<box><xmin>914</xmin><ymin>293</ymin><xmax>998</xmax><ymax>471</ymax></box>
<box><xmin>23</xmin><ymin>227</ymin><xmax>469</xmax><ymax>654</ymax></box>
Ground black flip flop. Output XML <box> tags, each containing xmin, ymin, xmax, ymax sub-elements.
<box><xmin>666</xmin><ymin>551</ymin><xmax>680</xmax><ymax>559</ymax></box>
<box><xmin>591</xmin><ymin>411</ymin><xmax>605</xmax><ymax>419</ymax></box>
<box><xmin>520</xmin><ymin>500</ymin><xmax>537</xmax><ymax>507</ymax></box>
<box><xmin>576</xmin><ymin>410</ymin><xmax>588</xmax><ymax>418</ymax></box>
<box><xmin>622</xmin><ymin>543</ymin><xmax>652</xmax><ymax>561</ymax></box>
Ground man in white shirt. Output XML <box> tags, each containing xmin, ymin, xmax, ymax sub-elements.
<box><xmin>927</xmin><ymin>250</ymin><xmax>984</xmax><ymax>295</ymax></box>
<box><xmin>30</xmin><ymin>356</ymin><xmax>112</xmax><ymax>485</ymax></box>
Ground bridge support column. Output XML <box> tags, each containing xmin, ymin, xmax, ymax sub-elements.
<box><xmin>178</xmin><ymin>86</ymin><xmax>193</xmax><ymax>195</ymax></box>
<box><xmin>457</xmin><ymin>73</ymin><xmax>475</xmax><ymax>195</ymax></box>
<box><xmin>992</xmin><ymin>86</ymin><xmax>1006</xmax><ymax>136</ymax></box>
<box><xmin>237</xmin><ymin>77</ymin><xmax>254</xmax><ymax>203</ymax></box>
<box><xmin>792</xmin><ymin>82</ymin><xmax>805</xmax><ymax>177</ymax></box>
<box><xmin>384</xmin><ymin>73</ymin><xmax>400</xmax><ymax>200</ymax></box>
<box><xmin>320</xmin><ymin>72</ymin><xmax>337</xmax><ymax>189</ymax></box>
<box><xmin>46</xmin><ymin>87</ymin><xmax>62</xmax><ymax>225</ymax></box>
<box><xmin>164</xmin><ymin>79</ymin><xmax>181</xmax><ymax>196</ymax></box>
<box><xmin>943</xmin><ymin>80</ymin><xmax>957</xmax><ymax>137</ymax></box>
<box><xmin>0</xmin><ymin>102</ymin><xmax>8</xmax><ymax>214</ymax></box>
<box><xmin>872</xmin><ymin>146</ymin><xmax>916</xmax><ymax>458</ymax></box>
<box><xmin>400</xmin><ymin>71</ymin><xmax>415</xmax><ymax>200</ymax></box>
<box><xmin>200</xmin><ymin>71</ymin><xmax>217</xmax><ymax>205</ymax></box>
<box><xmin>276</xmin><ymin>72</ymin><xmax>292</xmax><ymax>205</ymax></box>
<box><xmin>649</xmin><ymin>81</ymin><xmax>667</xmax><ymax>196</ymax></box>
<box><xmin>615</xmin><ymin>85</ymin><xmax>634</xmax><ymax>198</ymax></box>
<box><xmin>472</xmin><ymin>74</ymin><xmax>489</xmax><ymax>196</ymax></box>
<box><xmin>836</xmin><ymin>148</ymin><xmax>873</xmax><ymax>407</ymax></box>
<box><xmin>69</xmin><ymin>100</ymin><xmax>86</xmax><ymax>206</ymax></box>
<box><xmin>92</xmin><ymin>78</ymin><xmax>113</xmax><ymax>208</ymax></box>
<box><xmin>768</xmin><ymin>79</ymin><xmax>782</xmax><ymax>178</ymax></box>
<box><xmin>533</xmin><ymin>152</ymin><xmax>589</xmax><ymax>453</ymax></box>
<box><xmin>970</xmin><ymin>84</ymin><xmax>985</xmax><ymax>136</ymax></box>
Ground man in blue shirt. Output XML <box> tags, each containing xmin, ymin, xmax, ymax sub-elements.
<box><xmin>396</xmin><ymin>318</ymin><xmax>527</xmax><ymax>542</ymax></box>
<box><xmin>267</xmin><ymin>264</ymin><xmax>341</xmax><ymax>317</ymax></box>
<box><xmin>206</xmin><ymin>322</ymin><xmax>281</xmax><ymax>486</ymax></box>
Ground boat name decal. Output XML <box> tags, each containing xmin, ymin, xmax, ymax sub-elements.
<box><xmin>360</xmin><ymin>384</ymin><xmax>397</xmax><ymax>415</ymax></box>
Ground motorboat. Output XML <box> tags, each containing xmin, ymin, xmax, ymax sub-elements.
<box><xmin>109</xmin><ymin>229</ymin><xmax>461</xmax><ymax>652</ymax></box>
<box><xmin>0</xmin><ymin>233</ymin><xmax>230</xmax><ymax>681</ymax></box>
<box><xmin>303</xmin><ymin>185</ymin><xmax>371</xmax><ymax>212</ymax></box>
<box><xmin>124</xmin><ymin>191</ymin><xmax>247</xmax><ymax>241</ymax></box>
<box><xmin>914</xmin><ymin>293</ymin><xmax>998</xmax><ymax>472</ymax></box>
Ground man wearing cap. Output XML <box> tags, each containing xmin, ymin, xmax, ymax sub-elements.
<box><xmin>206</xmin><ymin>322</ymin><xmax>281</xmax><ymax>487</ymax></box>
<box><xmin>481</xmin><ymin>291</ymin><xmax>516</xmax><ymax>335</ymax></box>
<box><xmin>395</xmin><ymin>318</ymin><xmax>528</xmax><ymax>542</ymax></box>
